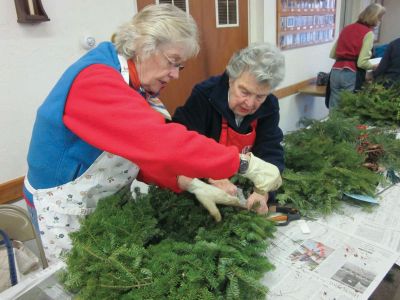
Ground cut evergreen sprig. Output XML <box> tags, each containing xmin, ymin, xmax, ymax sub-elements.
<box><xmin>277</xmin><ymin>112</ymin><xmax>400</xmax><ymax>216</ymax></box>
<box><xmin>339</xmin><ymin>82</ymin><xmax>400</xmax><ymax>126</ymax></box>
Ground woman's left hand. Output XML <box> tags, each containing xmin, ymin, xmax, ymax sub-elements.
<box><xmin>246</xmin><ymin>192</ymin><xmax>269</xmax><ymax>214</ymax></box>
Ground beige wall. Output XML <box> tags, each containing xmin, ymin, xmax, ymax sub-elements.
<box><xmin>379</xmin><ymin>0</ymin><xmax>400</xmax><ymax>44</ymax></box>
<box><xmin>0</xmin><ymin>0</ymin><xmax>136</xmax><ymax>183</ymax></box>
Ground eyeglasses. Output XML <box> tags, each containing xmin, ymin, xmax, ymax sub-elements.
<box><xmin>162</xmin><ymin>53</ymin><xmax>185</xmax><ymax>71</ymax></box>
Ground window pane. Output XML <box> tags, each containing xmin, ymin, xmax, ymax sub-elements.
<box><xmin>173</xmin><ymin>0</ymin><xmax>187</xmax><ymax>11</ymax></box>
<box><xmin>158</xmin><ymin>0</ymin><xmax>187</xmax><ymax>12</ymax></box>
<box><xmin>228</xmin><ymin>0</ymin><xmax>237</xmax><ymax>24</ymax></box>
<box><xmin>218</xmin><ymin>0</ymin><xmax>228</xmax><ymax>25</ymax></box>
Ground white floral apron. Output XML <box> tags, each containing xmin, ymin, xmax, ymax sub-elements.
<box><xmin>25</xmin><ymin>153</ymin><xmax>139</xmax><ymax>262</ymax></box>
<box><xmin>24</xmin><ymin>55</ymin><xmax>169</xmax><ymax>263</ymax></box>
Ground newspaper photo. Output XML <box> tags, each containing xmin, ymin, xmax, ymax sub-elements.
<box><xmin>320</xmin><ymin>184</ymin><xmax>400</xmax><ymax>265</ymax></box>
<box><xmin>262</xmin><ymin>220</ymin><xmax>398</xmax><ymax>299</ymax></box>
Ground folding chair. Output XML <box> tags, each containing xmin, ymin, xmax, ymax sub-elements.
<box><xmin>0</xmin><ymin>204</ymin><xmax>48</xmax><ymax>269</ymax></box>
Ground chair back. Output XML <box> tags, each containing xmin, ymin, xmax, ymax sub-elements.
<box><xmin>0</xmin><ymin>205</ymin><xmax>48</xmax><ymax>269</ymax></box>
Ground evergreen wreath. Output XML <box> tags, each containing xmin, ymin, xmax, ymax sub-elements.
<box><xmin>61</xmin><ymin>186</ymin><xmax>276</xmax><ymax>299</ymax></box>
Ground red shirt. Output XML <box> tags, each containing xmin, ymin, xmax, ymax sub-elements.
<box><xmin>63</xmin><ymin>64</ymin><xmax>240</xmax><ymax>192</ymax></box>
<box><xmin>333</xmin><ymin>22</ymin><xmax>372</xmax><ymax>72</ymax></box>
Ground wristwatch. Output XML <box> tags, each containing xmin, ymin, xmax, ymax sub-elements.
<box><xmin>238</xmin><ymin>154</ymin><xmax>250</xmax><ymax>174</ymax></box>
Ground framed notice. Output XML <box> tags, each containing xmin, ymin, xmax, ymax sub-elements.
<box><xmin>276</xmin><ymin>0</ymin><xmax>337</xmax><ymax>50</ymax></box>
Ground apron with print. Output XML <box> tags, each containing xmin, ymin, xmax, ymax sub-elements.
<box><xmin>26</xmin><ymin>153</ymin><xmax>138</xmax><ymax>262</ymax></box>
<box><xmin>219</xmin><ymin>118</ymin><xmax>257</xmax><ymax>154</ymax></box>
<box><xmin>26</xmin><ymin>55</ymin><xmax>169</xmax><ymax>263</ymax></box>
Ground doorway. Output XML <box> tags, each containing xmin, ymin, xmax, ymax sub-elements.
<box><xmin>137</xmin><ymin>0</ymin><xmax>249</xmax><ymax>114</ymax></box>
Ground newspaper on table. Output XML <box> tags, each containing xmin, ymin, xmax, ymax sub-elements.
<box><xmin>262</xmin><ymin>184</ymin><xmax>400</xmax><ymax>300</ymax></box>
<box><xmin>321</xmin><ymin>184</ymin><xmax>400</xmax><ymax>266</ymax></box>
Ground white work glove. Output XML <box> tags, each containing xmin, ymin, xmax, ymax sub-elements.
<box><xmin>241</xmin><ymin>153</ymin><xmax>282</xmax><ymax>195</ymax></box>
<box><xmin>186</xmin><ymin>178</ymin><xmax>244</xmax><ymax>222</ymax></box>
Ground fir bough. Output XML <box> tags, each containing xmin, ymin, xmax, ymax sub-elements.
<box><xmin>61</xmin><ymin>186</ymin><xmax>276</xmax><ymax>299</ymax></box>
<box><xmin>339</xmin><ymin>82</ymin><xmax>400</xmax><ymax>126</ymax></box>
<box><xmin>277</xmin><ymin>113</ymin><xmax>386</xmax><ymax>215</ymax></box>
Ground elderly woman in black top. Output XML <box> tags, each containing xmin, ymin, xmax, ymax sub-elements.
<box><xmin>173</xmin><ymin>43</ymin><xmax>285</xmax><ymax>214</ymax></box>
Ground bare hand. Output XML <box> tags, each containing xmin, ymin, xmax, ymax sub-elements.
<box><xmin>246</xmin><ymin>192</ymin><xmax>269</xmax><ymax>214</ymax></box>
<box><xmin>208</xmin><ymin>178</ymin><xmax>238</xmax><ymax>196</ymax></box>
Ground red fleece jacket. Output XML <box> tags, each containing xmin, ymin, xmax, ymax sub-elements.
<box><xmin>63</xmin><ymin>64</ymin><xmax>240</xmax><ymax>192</ymax></box>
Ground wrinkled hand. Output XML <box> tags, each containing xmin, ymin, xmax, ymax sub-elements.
<box><xmin>186</xmin><ymin>178</ymin><xmax>244</xmax><ymax>222</ymax></box>
<box><xmin>208</xmin><ymin>178</ymin><xmax>237</xmax><ymax>196</ymax></box>
<box><xmin>242</xmin><ymin>153</ymin><xmax>282</xmax><ymax>194</ymax></box>
<box><xmin>246</xmin><ymin>192</ymin><xmax>269</xmax><ymax>214</ymax></box>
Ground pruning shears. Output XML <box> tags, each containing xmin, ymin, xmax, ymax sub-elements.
<box><xmin>267</xmin><ymin>205</ymin><xmax>301</xmax><ymax>226</ymax></box>
<box><xmin>236</xmin><ymin>189</ymin><xmax>301</xmax><ymax>226</ymax></box>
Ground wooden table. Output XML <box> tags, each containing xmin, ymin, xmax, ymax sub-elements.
<box><xmin>298</xmin><ymin>83</ymin><xmax>327</xmax><ymax>97</ymax></box>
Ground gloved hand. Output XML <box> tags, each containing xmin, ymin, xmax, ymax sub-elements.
<box><xmin>186</xmin><ymin>178</ymin><xmax>244</xmax><ymax>222</ymax></box>
<box><xmin>241</xmin><ymin>153</ymin><xmax>282</xmax><ymax>195</ymax></box>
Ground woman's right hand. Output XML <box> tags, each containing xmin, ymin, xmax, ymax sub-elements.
<box><xmin>207</xmin><ymin>178</ymin><xmax>238</xmax><ymax>196</ymax></box>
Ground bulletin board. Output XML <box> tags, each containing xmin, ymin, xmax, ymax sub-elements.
<box><xmin>277</xmin><ymin>0</ymin><xmax>337</xmax><ymax>50</ymax></box>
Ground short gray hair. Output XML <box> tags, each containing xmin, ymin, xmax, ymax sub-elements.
<box><xmin>226</xmin><ymin>43</ymin><xmax>285</xmax><ymax>89</ymax></box>
<box><xmin>114</xmin><ymin>4</ymin><xmax>199</xmax><ymax>60</ymax></box>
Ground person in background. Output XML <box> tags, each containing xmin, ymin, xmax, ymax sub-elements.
<box><xmin>173</xmin><ymin>43</ymin><xmax>285</xmax><ymax>214</ymax></box>
<box><xmin>23</xmin><ymin>4</ymin><xmax>282</xmax><ymax>262</ymax></box>
<box><xmin>327</xmin><ymin>3</ymin><xmax>386</xmax><ymax>109</ymax></box>
<box><xmin>367</xmin><ymin>37</ymin><xmax>400</xmax><ymax>86</ymax></box>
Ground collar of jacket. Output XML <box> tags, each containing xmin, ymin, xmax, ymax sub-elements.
<box><xmin>208</xmin><ymin>72</ymin><xmax>279</xmax><ymax>130</ymax></box>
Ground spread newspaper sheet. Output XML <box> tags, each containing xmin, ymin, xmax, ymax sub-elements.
<box><xmin>262</xmin><ymin>184</ymin><xmax>400</xmax><ymax>299</ymax></box>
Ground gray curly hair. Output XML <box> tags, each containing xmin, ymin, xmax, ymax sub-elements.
<box><xmin>226</xmin><ymin>43</ymin><xmax>285</xmax><ymax>89</ymax></box>
<box><xmin>114</xmin><ymin>4</ymin><xmax>199</xmax><ymax>60</ymax></box>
